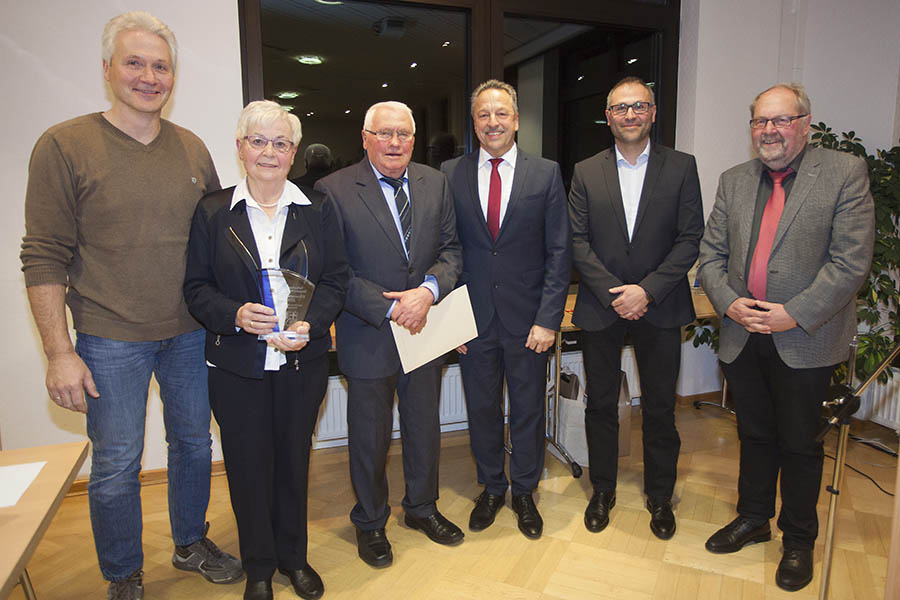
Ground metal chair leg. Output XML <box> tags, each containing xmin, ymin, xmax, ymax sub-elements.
<box><xmin>20</xmin><ymin>568</ymin><xmax>38</xmax><ymax>600</ymax></box>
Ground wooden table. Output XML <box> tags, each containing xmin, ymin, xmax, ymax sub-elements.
<box><xmin>0</xmin><ymin>441</ymin><xmax>89</xmax><ymax>600</ymax></box>
<box><xmin>547</xmin><ymin>289</ymin><xmax>720</xmax><ymax>476</ymax></box>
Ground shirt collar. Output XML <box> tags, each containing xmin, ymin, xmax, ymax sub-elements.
<box><xmin>478</xmin><ymin>143</ymin><xmax>518</xmax><ymax>169</ymax></box>
<box><xmin>369</xmin><ymin>161</ymin><xmax>409</xmax><ymax>183</ymax></box>
<box><xmin>230</xmin><ymin>177</ymin><xmax>311</xmax><ymax>211</ymax></box>
<box><xmin>614</xmin><ymin>140</ymin><xmax>651</xmax><ymax>167</ymax></box>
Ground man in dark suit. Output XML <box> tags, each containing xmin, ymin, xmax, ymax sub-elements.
<box><xmin>442</xmin><ymin>80</ymin><xmax>571</xmax><ymax>539</ymax></box>
<box><xmin>314</xmin><ymin>101</ymin><xmax>463</xmax><ymax>568</ymax></box>
<box><xmin>698</xmin><ymin>84</ymin><xmax>874</xmax><ymax>591</ymax></box>
<box><xmin>569</xmin><ymin>76</ymin><xmax>704</xmax><ymax>540</ymax></box>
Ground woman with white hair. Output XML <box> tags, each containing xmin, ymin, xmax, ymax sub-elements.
<box><xmin>184</xmin><ymin>100</ymin><xmax>347</xmax><ymax>600</ymax></box>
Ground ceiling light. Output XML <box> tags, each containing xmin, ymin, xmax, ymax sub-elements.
<box><xmin>276</xmin><ymin>91</ymin><xmax>300</xmax><ymax>99</ymax></box>
<box><xmin>381</xmin><ymin>83</ymin><xmax>388</xmax><ymax>88</ymax></box>
<box><xmin>441</xmin><ymin>41</ymin><xmax>450</xmax><ymax>47</ymax></box>
<box><xmin>626</xmin><ymin>58</ymin><xmax>638</xmax><ymax>64</ymax></box>
<box><xmin>344</xmin><ymin>109</ymin><xmax>351</xmax><ymax>114</ymax></box>
<box><xmin>281</xmin><ymin>105</ymin><xmax>294</xmax><ymax>112</ymax></box>
<box><xmin>295</xmin><ymin>55</ymin><xmax>323</xmax><ymax>65</ymax></box>
<box><xmin>594</xmin><ymin>120</ymin><xmax>607</xmax><ymax>125</ymax></box>
<box><xmin>577</xmin><ymin>75</ymin><xmax>584</xmax><ymax>81</ymax></box>
<box><xmin>410</xmin><ymin>62</ymin><xmax>418</xmax><ymax>68</ymax></box>
<box><xmin>314</xmin><ymin>0</ymin><xmax>343</xmax><ymax>4</ymax></box>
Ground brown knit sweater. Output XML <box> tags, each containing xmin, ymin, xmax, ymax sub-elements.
<box><xmin>21</xmin><ymin>113</ymin><xmax>221</xmax><ymax>341</ymax></box>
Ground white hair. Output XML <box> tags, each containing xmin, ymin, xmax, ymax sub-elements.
<box><xmin>363</xmin><ymin>101</ymin><xmax>416</xmax><ymax>134</ymax></box>
<box><xmin>102</xmin><ymin>11</ymin><xmax>178</xmax><ymax>71</ymax></box>
<box><xmin>236</xmin><ymin>100</ymin><xmax>302</xmax><ymax>146</ymax></box>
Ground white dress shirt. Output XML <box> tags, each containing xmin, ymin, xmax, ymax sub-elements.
<box><xmin>230</xmin><ymin>177</ymin><xmax>311</xmax><ymax>371</ymax></box>
<box><xmin>615</xmin><ymin>141</ymin><xmax>651</xmax><ymax>240</ymax></box>
<box><xmin>477</xmin><ymin>144</ymin><xmax>517</xmax><ymax>228</ymax></box>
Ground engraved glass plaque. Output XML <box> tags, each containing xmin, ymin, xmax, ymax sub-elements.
<box><xmin>257</xmin><ymin>267</ymin><xmax>315</xmax><ymax>341</ymax></box>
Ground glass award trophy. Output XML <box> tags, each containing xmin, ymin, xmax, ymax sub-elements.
<box><xmin>257</xmin><ymin>267</ymin><xmax>315</xmax><ymax>342</ymax></box>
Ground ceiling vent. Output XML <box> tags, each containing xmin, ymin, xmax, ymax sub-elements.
<box><xmin>373</xmin><ymin>17</ymin><xmax>407</xmax><ymax>39</ymax></box>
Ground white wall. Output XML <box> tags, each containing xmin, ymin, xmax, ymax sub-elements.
<box><xmin>1</xmin><ymin>0</ymin><xmax>244</xmax><ymax>476</ymax></box>
<box><xmin>677</xmin><ymin>0</ymin><xmax>900</xmax><ymax>217</ymax></box>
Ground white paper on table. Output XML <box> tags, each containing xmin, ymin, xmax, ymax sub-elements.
<box><xmin>0</xmin><ymin>461</ymin><xmax>46</xmax><ymax>508</ymax></box>
<box><xmin>390</xmin><ymin>284</ymin><xmax>478</xmax><ymax>374</ymax></box>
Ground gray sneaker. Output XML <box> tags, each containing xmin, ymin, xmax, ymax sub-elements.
<box><xmin>172</xmin><ymin>523</ymin><xmax>243</xmax><ymax>584</ymax></box>
<box><xmin>107</xmin><ymin>570</ymin><xmax>143</xmax><ymax>600</ymax></box>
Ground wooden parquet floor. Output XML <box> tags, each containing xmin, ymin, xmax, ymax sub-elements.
<box><xmin>8</xmin><ymin>402</ymin><xmax>897</xmax><ymax>600</ymax></box>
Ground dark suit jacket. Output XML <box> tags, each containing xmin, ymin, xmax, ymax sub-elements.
<box><xmin>441</xmin><ymin>148</ymin><xmax>571</xmax><ymax>336</ymax></box>
<box><xmin>698</xmin><ymin>146</ymin><xmax>874</xmax><ymax>368</ymax></box>
<box><xmin>183</xmin><ymin>184</ymin><xmax>348</xmax><ymax>379</ymax></box>
<box><xmin>569</xmin><ymin>144</ymin><xmax>704</xmax><ymax>331</ymax></box>
<box><xmin>314</xmin><ymin>159</ymin><xmax>462</xmax><ymax>379</ymax></box>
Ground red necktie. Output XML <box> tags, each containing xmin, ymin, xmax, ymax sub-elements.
<box><xmin>487</xmin><ymin>158</ymin><xmax>502</xmax><ymax>240</ymax></box>
<box><xmin>747</xmin><ymin>168</ymin><xmax>793</xmax><ymax>300</ymax></box>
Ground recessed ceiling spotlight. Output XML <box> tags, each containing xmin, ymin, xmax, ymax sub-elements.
<box><xmin>281</xmin><ymin>105</ymin><xmax>295</xmax><ymax>112</ymax></box>
<box><xmin>577</xmin><ymin>75</ymin><xmax>584</xmax><ymax>81</ymax></box>
<box><xmin>594</xmin><ymin>120</ymin><xmax>607</xmax><ymax>125</ymax></box>
<box><xmin>441</xmin><ymin>41</ymin><xmax>450</xmax><ymax>47</ymax></box>
<box><xmin>344</xmin><ymin>109</ymin><xmax>351</xmax><ymax>114</ymax></box>
<box><xmin>306</xmin><ymin>112</ymin><xmax>314</xmax><ymax>117</ymax></box>
<box><xmin>410</xmin><ymin>62</ymin><xmax>418</xmax><ymax>68</ymax></box>
<box><xmin>276</xmin><ymin>91</ymin><xmax>300</xmax><ymax>99</ymax></box>
<box><xmin>626</xmin><ymin>58</ymin><xmax>638</xmax><ymax>64</ymax></box>
<box><xmin>314</xmin><ymin>0</ymin><xmax>343</xmax><ymax>4</ymax></box>
<box><xmin>381</xmin><ymin>83</ymin><xmax>389</xmax><ymax>88</ymax></box>
<box><xmin>295</xmin><ymin>55</ymin><xmax>323</xmax><ymax>65</ymax></box>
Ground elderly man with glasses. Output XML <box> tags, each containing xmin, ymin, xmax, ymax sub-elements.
<box><xmin>698</xmin><ymin>83</ymin><xmax>874</xmax><ymax>591</ymax></box>
<box><xmin>314</xmin><ymin>101</ymin><xmax>463</xmax><ymax>569</ymax></box>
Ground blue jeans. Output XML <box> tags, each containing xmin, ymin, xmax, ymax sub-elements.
<box><xmin>77</xmin><ymin>329</ymin><xmax>212</xmax><ymax>581</ymax></box>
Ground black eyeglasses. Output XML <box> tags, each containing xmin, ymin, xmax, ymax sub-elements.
<box><xmin>244</xmin><ymin>135</ymin><xmax>295</xmax><ymax>153</ymax></box>
<box><xmin>364</xmin><ymin>129</ymin><xmax>414</xmax><ymax>142</ymax></box>
<box><xmin>749</xmin><ymin>114</ymin><xmax>809</xmax><ymax>130</ymax></box>
<box><xmin>607</xmin><ymin>101</ymin><xmax>654</xmax><ymax>116</ymax></box>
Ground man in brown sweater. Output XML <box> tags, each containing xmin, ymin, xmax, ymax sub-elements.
<box><xmin>20</xmin><ymin>11</ymin><xmax>241</xmax><ymax>600</ymax></box>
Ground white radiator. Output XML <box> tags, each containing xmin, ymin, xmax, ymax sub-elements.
<box><xmin>312</xmin><ymin>363</ymin><xmax>469</xmax><ymax>449</ymax></box>
<box><xmin>858</xmin><ymin>367</ymin><xmax>900</xmax><ymax>432</ymax></box>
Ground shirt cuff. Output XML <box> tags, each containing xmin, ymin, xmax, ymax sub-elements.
<box><xmin>421</xmin><ymin>276</ymin><xmax>439</xmax><ymax>303</ymax></box>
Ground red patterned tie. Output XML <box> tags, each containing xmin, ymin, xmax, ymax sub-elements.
<box><xmin>747</xmin><ymin>168</ymin><xmax>793</xmax><ymax>300</ymax></box>
<box><xmin>487</xmin><ymin>158</ymin><xmax>502</xmax><ymax>240</ymax></box>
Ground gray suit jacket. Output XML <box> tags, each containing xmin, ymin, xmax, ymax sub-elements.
<box><xmin>315</xmin><ymin>158</ymin><xmax>461</xmax><ymax>378</ymax></box>
<box><xmin>697</xmin><ymin>146</ymin><xmax>874</xmax><ymax>368</ymax></box>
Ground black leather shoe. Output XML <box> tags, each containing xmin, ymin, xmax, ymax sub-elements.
<box><xmin>356</xmin><ymin>527</ymin><xmax>392</xmax><ymax>568</ymax></box>
<box><xmin>646</xmin><ymin>497</ymin><xmax>676</xmax><ymax>540</ymax></box>
<box><xmin>584</xmin><ymin>490</ymin><xmax>615</xmax><ymax>533</ymax></box>
<box><xmin>404</xmin><ymin>511</ymin><xmax>464</xmax><ymax>545</ymax></box>
<box><xmin>776</xmin><ymin>548</ymin><xmax>814</xmax><ymax>591</ymax></box>
<box><xmin>278</xmin><ymin>565</ymin><xmax>324</xmax><ymax>600</ymax></box>
<box><xmin>511</xmin><ymin>494</ymin><xmax>543</xmax><ymax>539</ymax></box>
<box><xmin>243</xmin><ymin>578</ymin><xmax>273</xmax><ymax>600</ymax></box>
<box><xmin>705</xmin><ymin>516</ymin><xmax>771</xmax><ymax>553</ymax></box>
<box><xmin>469</xmin><ymin>492</ymin><xmax>505</xmax><ymax>532</ymax></box>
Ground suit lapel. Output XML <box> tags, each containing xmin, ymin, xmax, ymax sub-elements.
<box><xmin>601</xmin><ymin>149</ymin><xmax>630</xmax><ymax>242</ymax></box>
<box><xmin>772</xmin><ymin>148</ymin><xmax>819</xmax><ymax>251</ymax></box>
<box><xmin>632</xmin><ymin>145</ymin><xmax>664</xmax><ymax>238</ymax></box>
<box><xmin>735</xmin><ymin>161</ymin><xmax>764</xmax><ymax>274</ymax></box>
<box><xmin>226</xmin><ymin>202</ymin><xmax>262</xmax><ymax>275</ymax></box>
<box><xmin>500</xmin><ymin>150</ymin><xmax>530</xmax><ymax>242</ymax></box>
<box><xmin>407</xmin><ymin>162</ymin><xmax>427</xmax><ymax>260</ymax></box>
<box><xmin>464</xmin><ymin>152</ymin><xmax>492</xmax><ymax>240</ymax></box>
<box><xmin>355</xmin><ymin>159</ymin><xmax>407</xmax><ymax>261</ymax></box>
